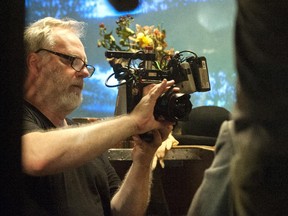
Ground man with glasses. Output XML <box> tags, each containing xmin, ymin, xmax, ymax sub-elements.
<box><xmin>22</xmin><ymin>17</ymin><xmax>174</xmax><ymax>216</ymax></box>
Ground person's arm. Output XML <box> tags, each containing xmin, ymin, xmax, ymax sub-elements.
<box><xmin>111</xmin><ymin>127</ymin><xmax>172</xmax><ymax>216</ymax></box>
<box><xmin>22</xmin><ymin>79</ymin><xmax>174</xmax><ymax>176</ymax></box>
<box><xmin>188</xmin><ymin>121</ymin><xmax>235</xmax><ymax>216</ymax></box>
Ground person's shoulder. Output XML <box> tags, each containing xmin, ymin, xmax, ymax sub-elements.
<box><xmin>22</xmin><ymin>100</ymin><xmax>55</xmax><ymax>131</ymax></box>
<box><xmin>214</xmin><ymin>120</ymin><xmax>236</xmax><ymax>153</ymax></box>
<box><xmin>23</xmin><ymin>100</ymin><xmax>37</xmax><ymax>118</ymax></box>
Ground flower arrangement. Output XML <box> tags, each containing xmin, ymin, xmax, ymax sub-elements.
<box><xmin>97</xmin><ymin>16</ymin><xmax>180</xmax><ymax>159</ymax></box>
<box><xmin>97</xmin><ymin>15</ymin><xmax>174</xmax><ymax>65</ymax></box>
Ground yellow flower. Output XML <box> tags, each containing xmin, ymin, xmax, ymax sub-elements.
<box><xmin>98</xmin><ymin>15</ymin><xmax>174</xmax><ymax>62</ymax></box>
<box><xmin>136</xmin><ymin>32</ymin><xmax>144</xmax><ymax>40</ymax></box>
<box><xmin>136</xmin><ymin>33</ymin><xmax>154</xmax><ymax>48</ymax></box>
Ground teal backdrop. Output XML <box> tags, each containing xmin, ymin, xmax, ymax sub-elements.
<box><xmin>25</xmin><ymin>0</ymin><xmax>237</xmax><ymax>118</ymax></box>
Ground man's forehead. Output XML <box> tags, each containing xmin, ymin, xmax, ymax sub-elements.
<box><xmin>50</xmin><ymin>28</ymin><xmax>86</xmax><ymax>60</ymax></box>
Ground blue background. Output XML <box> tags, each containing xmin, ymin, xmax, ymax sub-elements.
<box><xmin>25</xmin><ymin>0</ymin><xmax>237</xmax><ymax>118</ymax></box>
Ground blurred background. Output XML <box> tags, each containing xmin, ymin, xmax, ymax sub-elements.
<box><xmin>25</xmin><ymin>0</ymin><xmax>237</xmax><ymax>118</ymax></box>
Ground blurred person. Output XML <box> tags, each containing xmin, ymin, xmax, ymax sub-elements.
<box><xmin>231</xmin><ymin>0</ymin><xmax>288</xmax><ymax>215</ymax></box>
<box><xmin>188</xmin><ymin>0</ymin><xmax>288</xmax><ymax>215</ymax></box>
<box><xmin>22</xmin><ymin>17</ymin><xmax>174</xmax><ymax>216</ymax></box>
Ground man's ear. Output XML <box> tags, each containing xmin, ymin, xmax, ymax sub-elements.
<box><xmin>26</xmin><ymin>52</ymin><xmax>41</xmax><ymax>76</ymax></box>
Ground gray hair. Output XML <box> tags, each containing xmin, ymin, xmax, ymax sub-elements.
<box><xmin>24</xmin><ymin>17</ymin><xmax>86</xmax><ymax>56</ymax></box>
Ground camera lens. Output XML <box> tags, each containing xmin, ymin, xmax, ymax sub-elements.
<box><xmin>154</xmin><ymin>91</ymin><xmax>192</xmax><ymax>122</ymax></box>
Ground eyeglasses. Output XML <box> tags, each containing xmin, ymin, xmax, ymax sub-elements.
<box><xmin>35</xmin><ymin>48</ymin><xmax>95</xmax><ymax>77</ymax></box>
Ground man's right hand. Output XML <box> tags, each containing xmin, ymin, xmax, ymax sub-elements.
<box><xmin>129</xmin><ymin>79</ymin><xmax>175</xmax><ymax>135</ymax></box>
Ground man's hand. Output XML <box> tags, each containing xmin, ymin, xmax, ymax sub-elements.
<box><xmin>129</xmin><ymin>79</ymin><xmax>175</xmax><ymax>135</ymax></box>
<box><xmin>131</xmin><ymin>124</ymin><xmax>173</xmax><ymax>168</ymax></box>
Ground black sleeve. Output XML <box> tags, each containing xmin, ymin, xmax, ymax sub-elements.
<box><xmin>22</xmin><ymin>102</ymin><xmax>55</xmax><ymax>135</ymax></box>
<box><xmin>101</xmin><ymin>152</ymin><xmax>122</xmax><ymax>197</ymax></box>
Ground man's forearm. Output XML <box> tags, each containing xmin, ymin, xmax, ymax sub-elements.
<box><xmin>111</xmin><ymin>163</ymin><xmax>153</xmax><ymax>216</ymax></box>
<box><xmin>22</xmin><ymin>115</ymin><xmax>137</xmax><ymax>176</ymax></box>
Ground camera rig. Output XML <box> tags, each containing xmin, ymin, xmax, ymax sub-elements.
<box><xmin>105</xmin><ymin>49</ymin><xmax>211</xmax><ymax>122</ymax></box>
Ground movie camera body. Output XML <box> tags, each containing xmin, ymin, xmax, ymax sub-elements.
<box><xmin>105</xmin><ymin>50</ymin><xmax>211</xmax><ymax>122</ymax></box>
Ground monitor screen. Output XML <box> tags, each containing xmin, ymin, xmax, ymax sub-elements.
<box><xmin>25</xmin><ymin>0</ymin><xmax>236</xmax><ymax>118</ymax></box>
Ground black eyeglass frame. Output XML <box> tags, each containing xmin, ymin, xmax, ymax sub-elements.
<box><xmin>35</xmin><ymin>48</ymin><xmax>95</xmax><ymax>77</ymax></box>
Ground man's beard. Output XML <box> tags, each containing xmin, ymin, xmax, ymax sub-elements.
<box><xmin>58</xmin><ymin>88</ymin><xmax>83</xmax><ymax>112</ymax></box>
<box><xmin>38</xmin><ymin>66</ymin><xmax>83</xmax><ymax>113</ymax></box>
